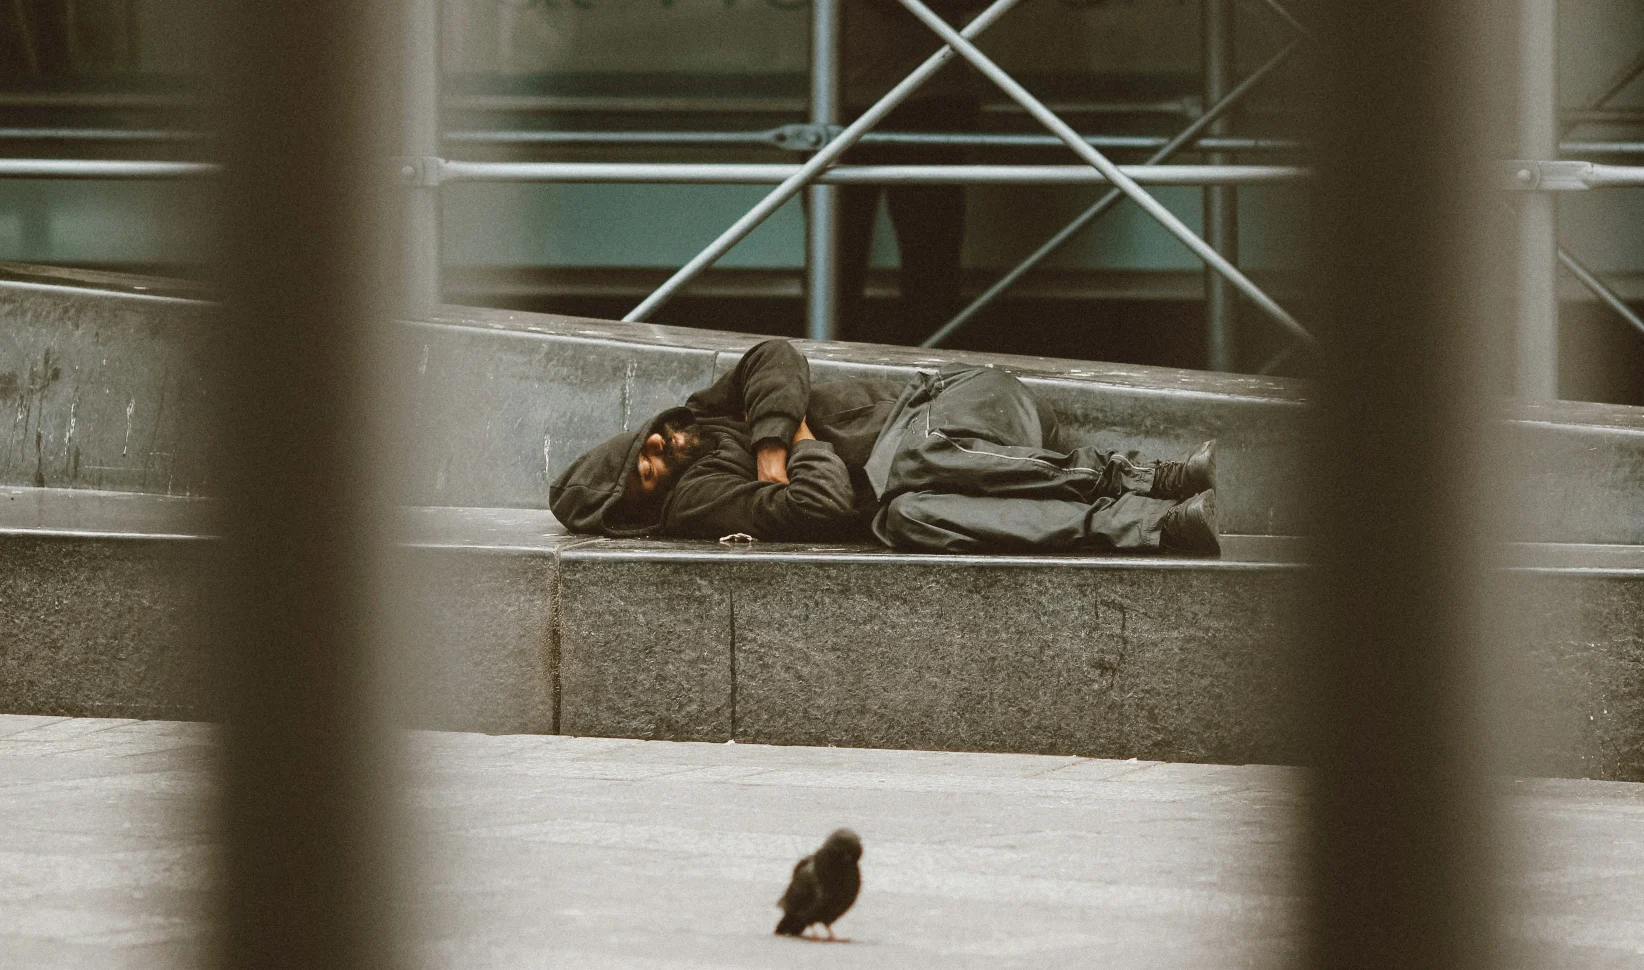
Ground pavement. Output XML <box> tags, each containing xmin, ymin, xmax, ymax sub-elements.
<box><xmin>2</xmin><ymin>716</ymin><xmax>1642</xmax><ymax>969</ymax></box>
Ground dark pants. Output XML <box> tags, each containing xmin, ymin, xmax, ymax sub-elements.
<box><xmin>836</xmin><ymin>97</ymin><xmax>980</xmax><ymax>348</ymax></box>
<box><xmin>865</xmin><ymin>366</ymin><xmax>1179</xmax><ymax>552</ymax></box>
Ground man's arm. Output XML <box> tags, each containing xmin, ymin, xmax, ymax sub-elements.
<box><xmin>662</xmin><ymin>437</ymin><xmax>857</xmax><ymax>541</ymax></box>
<box><xmin>684</xmin><ymin>339</ymin><xmax>810</xmax><ymax>483</ymax></box>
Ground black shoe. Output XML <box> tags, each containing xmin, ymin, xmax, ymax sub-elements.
<box><xmin>1150</xmin><ymin>439</ymin><xmax>1216</xmax><ymax>500</ymax></box>
<box><xmin>1160</xmin><ymin>489</ymin><xmax>1221</xmax><ymax>556</ymax></box>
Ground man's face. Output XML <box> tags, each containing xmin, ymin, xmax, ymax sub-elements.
<box><xmin>626</xmin><ymin>427</ymin><xmax>699</xmax><ymax>501</ymax></box>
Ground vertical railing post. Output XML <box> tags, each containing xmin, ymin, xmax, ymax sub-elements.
<box><xmin>1305</xmin><ymin>3</ymin><xmax>1508</xmax><ymax>970</ymax></box>
<box><xmin>211</xmin><ymin>0</ymin><xmax>408</xmax><ymax>967</ymax></box>
<box><xmin>1202</xmin><ymin>0</ymin><xmax>1238</xmax><ymax>370</ymax></box>
<box><xmin>1517</xmin><ymin>0</ymin><xmax>1559</xmax><ymax>399</ymax></box>
<box><xmin>407</xmin><ymin>0</ymin><xmax>443</xmax><ymax>309</ymax></box>
<box><xmin>807</xmin><ymin>0</ymin><xmax>841</xmax><ymax>342</ymax></box>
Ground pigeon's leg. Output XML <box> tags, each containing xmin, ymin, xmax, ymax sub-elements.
<box><xmin>823</xmin><ymin>926</ymin><xmax>837</xmax><ymax>942</ymax></box>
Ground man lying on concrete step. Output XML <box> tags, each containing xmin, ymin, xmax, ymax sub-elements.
<box><xmin>549</xmin><ymin>339</ymin><xmax>1220</xmax><ymax>555</ymax></box>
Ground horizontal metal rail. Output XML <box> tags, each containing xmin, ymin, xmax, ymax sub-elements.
<box><xmin>444</xmin><ymin>128</ymin><xmax>1305</xmax><ymax>152</ymax></box>
<box><xmin>0</xmin><ymin>159</ymin><xmax>219</xmax><ymax>178</ymax></box>
<box><xmin>435</xmin><ymin>161</ymin><xmax>1309</xmax><ymax>185</ymax></box>
<box><xmin>15</xmin><ymin>155</ymin><xmax>1644</xmax><ymax>192</ymax></box>
<box><xmin>10</xmin><ymin>124</ymin><xmax>1642</xmax><ymax>158</ymax></box>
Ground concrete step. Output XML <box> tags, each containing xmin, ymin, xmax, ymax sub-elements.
<box><xmin>5</xmin><ymin>485</ymin><xmax>1642</xmax><ymax>781</ymax></box>
<box><xmin>6</xmin><ymin>267</ymin><xmax>1644</xmax><ymax>542</ymax></box>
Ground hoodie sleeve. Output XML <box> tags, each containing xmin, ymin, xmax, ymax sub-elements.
<box><xmin>661</xmin><ymin>439</ymin><xmax>857</xmax><ymax>541</ymax></box>
<box><xmin>685</xmin><ymin>339</ymin><xmax>810</xmax><ymax>449</ymax></box>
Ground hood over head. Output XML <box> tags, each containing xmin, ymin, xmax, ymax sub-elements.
<box><xmin>549</xmin><ymin>407</ymin><xmax>696</xmax><ymax>537</ymax></box>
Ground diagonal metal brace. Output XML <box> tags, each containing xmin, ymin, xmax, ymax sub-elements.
<box><xmin>623</xmin><ymin>0</ymin><xmax>1025</xmax><ymax>322</ymax></box>
<box><xmin>923</xmin><ymin>37</ymin><xmax>1302</xmax><ymax>348</ymax></box>
<box><xmin>895</xmin><ymin>0</ymin><xmax>1313</xmax><ymax>346</ymax></box>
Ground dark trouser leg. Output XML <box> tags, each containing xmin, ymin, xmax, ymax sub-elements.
<box><xmin>836</xmin><ymin>97</ymin><xmax>979</xmax><ymax>347</ymax></box>
<box><xmin>835</xmin><ymin>182</ymin><xmax>882</xmax><ymax>344</ymax></box>
<box><xmin>870</xmin><ymin>365</ymin><xmax>1161</xmax><ymax>502</ymax></box>
<box><xmin>875</xmin><ymin>490</ymin><xmax>1177</xmax><ymax>553</ymax></box>
<box><xmin>885</xmin><ymin>182</ymin><xmax>966</xmax><ymax>346</ymax></box>
<box><xmin>865</xmin><ymin>365</ymin><xmax>1176</xmax><ymax>552</ymax></box>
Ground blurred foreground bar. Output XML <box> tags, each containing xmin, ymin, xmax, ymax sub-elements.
<box><xmin>1305</xmin><ymin>3</ymin><xmax>1513</xmax><ymax>970</ymax></box>
<box><xmin>210</xmin><ymin>1</ymin><xmax>408</xmax><ymax>969</ymax></box>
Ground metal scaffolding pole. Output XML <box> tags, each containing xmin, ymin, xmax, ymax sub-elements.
<box><xmin>1203</xmin><ymin>0</ymin><xmax>1239</xmax><ymax>371</ymax></box>
<box><xmin>1517</xmin><ymin>0</ymin><xmax>1559</xmax><ymax>399</ymax></box>
<box><xmin>807</xmin><ymin>0</ymin><xmax>841</xmax><ymax>342</ymax></box>
<box><xmin>406</xmin><ymin>0</ymin><xmax>442</xmax><ymax>309</ymax></box>
<box><xmin>895</xmin><ymin>0</ymin><xmax>1312</xmax><ymax>345</ymax></box>
<box><xmin>623</xmin><ymin>0</ymin><xmax>1024</xmax><ymax>322</ymax></box>
<box><xmin>923</xmin><ymin>38</ymin><xmax>1300</xmax><ymax>348</ymax></box>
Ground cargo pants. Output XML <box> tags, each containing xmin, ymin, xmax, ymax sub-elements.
<box><xmin>864</xmin><ymin>365</ymin><xmax>1180</xmax><ymax>553</ymax></box>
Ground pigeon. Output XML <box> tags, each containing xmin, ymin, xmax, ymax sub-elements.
<box><xmin>775</xmin><ymin>828</ymin><xmax>862</xmax><ymax>940</ymax></box>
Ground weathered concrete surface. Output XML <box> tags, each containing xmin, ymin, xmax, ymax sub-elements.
<box><xmin>0</xmin><ymin>487</ymin><xmax>570</xmax><ymax>733</ymax></box>
<box><xmin>556</xmin><ymin>539</ymin><xmax>1644</xmax><ymax>779</ymax></box>
<box><xmin>4</xmin><ymin>717</ymin><xmax>1644</xmax><ymax>970</ymax></box>
<box><xmin>557</xmin><ymin>541</ymin><xmax>1312</xmax><ymax>767</ymax></box>
<box><xmin>0</xmin><ymin>277</ymin><xmax>217</xmax><ymax>497</ymax></box>
<box><xmin>8</xmin><ymin>484</ymin><xmax>1644</xmax><ymax>778</ymax></box>
<box><xmin>8</xmin><ymin>268</ymin><xmax>1644</xmax><ymax>542</ymax></box>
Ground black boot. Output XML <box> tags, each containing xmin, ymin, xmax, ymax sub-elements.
<box><xmin>1160</xmin><ymin>489</ymin><xmax>1221</xmax><ymax>556</ymax></box>
<box><xmin>1149</xmin><ymin>439</ymin><xmax>1216</xmax><ymax>500</ymax></box>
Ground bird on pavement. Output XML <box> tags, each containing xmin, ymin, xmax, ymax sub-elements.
<box><xmin>774</xmin><ymin>828</ymin><xmax>862</xmax><ymax>941</ymax></box>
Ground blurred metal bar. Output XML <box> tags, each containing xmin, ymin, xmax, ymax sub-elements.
<box><xmin>0</xmin><ymin>159</ymin><xmax>218</xmax><ymax>178</ymax></box>
<box><xmin>1203</xmin><ymin>0</ymin><xmax>1239</xmax><ymax>371</ymax></box>
<box><xmin>1561</xmin><ymin>47</ymin><xmax>1644</xmax><ymax>134</ymax></box>
<box><xmin>0</xmin><ymin>127</ymin><xmax>209</xmax><ymax>142</ymax></box>
<box><xmin>1561</xmin><ymin>140</ymin><xmax>1644</xmax><ymax>155</ymax></box>
<box><xmin>442</xmin><ymin>128</ymin><xmax>1304</xmax><ymax>152</ymax></box>
<box><xmin>923</xmin><ymin>38</ymin><xmax>1300</xmax><ymax>348</ymax></box>
<box><xmin>435</xmin><ymin>161</ymin><xmax>1308</xmax><ymax>184</ymax></box>
<box><xmin>1559</xmin><ymin>108</ymin><xmax>1644</xmax><ymax>126</ymax></box>
<box><xmin>806</xmin><ymin>0</ymin><xmax>840</xmax><ymax>342</ymax></box>
<box><xmin>623</xmin><ymin>0</ymin><xmax>1024</xmax><ymax>322</ymax></box>
<box><xmin>895</xmin><ymin>0</ymin><xmax>1312</xmax><ymax>345</ymax></box>
<box><xmin>1558</xmin><ymin>247</ymin><xmax>1644</xmax><ymax>339</ymax></box>
<box><xmin>405</xmin><ymin>0</ymin><xmax>441</xmax><ymax>308</ymax></box>
<box><xmin>1306</xmin><ymin>2</ymin><xmax>1504</xmax><ymax>968</ymax></box>
<box><xmin>1517</xmin><ymin>0</ymin><xmax>1559</xmax><ymax>399</ymax></box>
<box><xmin>1258</xmin><ymin>0</ymin><xmax>1318</xmax><ymax>45</ymax></box>
<box><xmin>212</xmin><ymin>0</ymin><xmax>406</xmax><ymax>969</ymax></box>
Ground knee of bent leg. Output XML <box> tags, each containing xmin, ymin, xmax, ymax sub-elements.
<box><xmin>875</xmin><ymin>491</ymin><xmax>972</xmax><ymax>552</ymax></box>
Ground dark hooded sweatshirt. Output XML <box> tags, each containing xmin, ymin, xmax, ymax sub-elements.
<box><xmin>549</xmin><ymin>339</ymin><xmax>905</xmax><ymax>541</ymax></box>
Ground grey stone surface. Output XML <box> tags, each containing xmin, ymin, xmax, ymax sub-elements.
<box><xmin>0</xmin><ymin>533</ymin><xmax>220</xmax><ymax>722</ymax></box>
<box><xmin>1500</xmin><ymin>569</ymin><xmax>1644</xmax><ymax>781</ymax></box>
<box><xmin>0</xmin><ymin>279</ymin><xmax>217</xmax><ymax>497</ymax></box>
<box><xmin>8</xmin><ymin>483</ymin><xmax>1644</xmax><ymax>778</ymax></box>
<box><xmin>4</xmin><ymin>717</ymin><xmax>1644</xmax><ymax>970</ymax></box>
<box><xmin>557</xmin><ymin>538</ymin><xmax>1644</xmax><ymax>779</ymax></box>
<box><xmin>0</xmin><ymin>489</ymin><xmax>572</xmax><ymax>733</ymax></box>
<box><xmin>10</xmin><ymin>269</ymin><xmax>1642</xmax><ymax>542</ymax></box>
<box><xmin>557</xmin><ymin>543</ymin><xmax>1312</xmax><ymax>763</ymax></box>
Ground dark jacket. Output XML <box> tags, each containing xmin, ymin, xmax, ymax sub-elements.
<box><xmin>549</xmin><ymin>339</ymin><xmax>905</xmax><ymax>541</ymax></box>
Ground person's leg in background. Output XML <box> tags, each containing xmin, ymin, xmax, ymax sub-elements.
<box><xmin>882</xmin><ymin>96</ymin><xmax>980</xmax><ymax>347</ymax></box>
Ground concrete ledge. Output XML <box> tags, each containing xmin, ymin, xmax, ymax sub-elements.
<box><xmin>8</xmin><ymin>270</ymin><xmax>1644</xmax><ymax>542</ymax></box>
<box><xmin>0</xmin><ymin>486</ymin><xmax>571</xmax><ymax>734</ymax></box>
<box><xmin>11</xmin><ymin>485</ymin><xmax>1642</xmax><ymax>778</ymax></box>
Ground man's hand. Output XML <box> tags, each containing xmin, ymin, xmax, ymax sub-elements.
<box><xmin>756</xmin><ymin>440</ymin><xmax>789</xmax><ymax>484</ymax></box>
